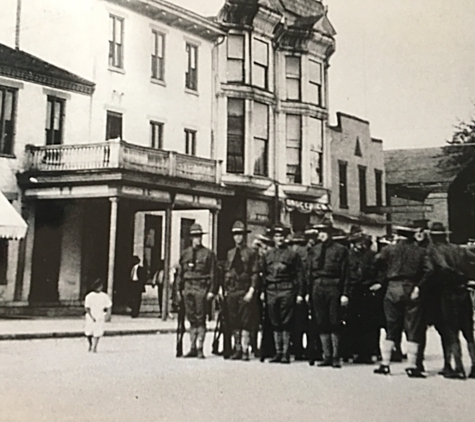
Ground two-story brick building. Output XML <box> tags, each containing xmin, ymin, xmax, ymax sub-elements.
<box><xmin>329</xmin><ymin>112</ymin><xmax>387</xmax><ymax>238</ymax></box>
<box><xmin>214</xmin><ymin>0</ymin><xmax>335</xmax><ymax>256</ymax></box>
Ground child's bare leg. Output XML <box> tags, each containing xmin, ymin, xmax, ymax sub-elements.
<box><xmin>92</xmin><ymin>337</ymin><xmax>100</xmax><ymax>353</ymax></box>
<box><xmin>87</xmin><ymin>336</ymin><xmax>93</xmax><ymax>352</ymax></box>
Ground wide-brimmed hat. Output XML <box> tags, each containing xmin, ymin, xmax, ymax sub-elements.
<box><xmin>332</xmin><ymin>228</ymin><xmax>348</xmax><ymax>242</ymax></box>
<box><xmin>231</xmin><ymin>220</ymin><xmax>251</xmax><ymax>234</ymax></box>
<box><xmin>394</xmin><ymin>221</ymin><xmax>422</xmax><ymax>237</ymax></box>
<box><xmin>429</xmin><ymin>222</ymin><xmax>451</xmax><ymax>235</ymax></box>
<box><xmin>348</xmin><ymin>224</ymin><xmax>365</xmax><ymax>241</ymax></box>
<box><xmin>189</xmin><ymin>223</ymin><xmax>206</xmax><ymax>236</ymax></box>
<box><xmin>312</xmin><ymin>217</ymin><xmax>333</xmax><ymax>232</ymax></box>
<box><xmin>269</xmin><ymin>224</ymin><xmax>290</xmax><ymax>236</ymax></box>
<box><xmin>288</xmin><ymin>231</ymin><xmax>306</xmax><ymax>244</ymax></box>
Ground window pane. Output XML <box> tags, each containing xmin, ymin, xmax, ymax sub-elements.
<box><xmin>46</xmin><ymin>99</ymin><xmax>52</xmax><ymax>130</ymax></box>
<box><xmin>190</xmin><ymin>46</ymin><xmax>197</xmax><ymax>69</ymax></box>
<box><xmin>286</xmin><ymin>115</ymin><xmax>301</xmax><ymax>141</ymax></box>
<box><xmin>109</xmin><ymin>16</ymin><xmax>114</xmax><ymax>41</ymax></box>
<box><xmin>253</xmin><ymin>138</ymin><xmax>267</xmax><ymax>176</ymax></box>
<box><xmin>253</xmin><ymin>39</ymin><xmax>268</xmax><ymax>66</ymax></box>
<box><xmin>287</xmin><ymin>79</ymin><xmax>300</xmax><ymax>100</ymax></box>
<box><xmin>228</xmin><ymin>34</ymin><xmax>244</xmax><ymax>59</ymax></box>
<box><xmin>309</xmin><ymin>117</ymin><xmax>323</xmax><ymax>151</ymax></box>
<box><xmin>252</xmin><ymin>64</ymin><xmax>266</xmax><ymax>88</ymax></box>
<box><xmin>157</xmin><ymin>34</ymin><xmax>163</xmax><ymax>58</ymax></box>
<box><xmin>115</xmin><ymin>18</ymin><xmax>122</xmax><ymax>44</ymax></box>
<box><xmin>308</xmin><ymin>84</ymin><xmax>321</xmax><ymax>105</ymax></box>
<box><xmin>309</xmin><ymin>60</ymin><xmax>321</xmax><ymax>83</ymax></box>
<box><xmin>227</xmin><ymin>60</ymin><xmax>244</xmax><ymax>82</ymax></box>
<box><xmin>4</xmin><ymin>91</ymin><xmax>13</xmax><ymax>118</ymax></box>
<box><xmin>286</xmin><ymin>57</ymin><xmax>300</xmax><ymax>77</ymax></box>
<box><xmin>53</xmin><ymin>101</ymin><xmax>61</xmax><ymax>130</ymax></box>
<box><xmin>286</xmin><ymin>147</ymin><xmax>300</xmax><ymax>166</ymax></box>
<box><xmin>253</xmin><ymin>102</ymin><xmax>268</xmax><ymax>140</ymax></box>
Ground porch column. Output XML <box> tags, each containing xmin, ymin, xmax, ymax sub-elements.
<box><xmin>107</xmin><ymin>197</ymin><xmax>119</xmax><ymax>299</ymax></box>
<box><xmin>162</xmin><ymin>199</ymin><xmax>174</xmax><ymax>321</ymax></box>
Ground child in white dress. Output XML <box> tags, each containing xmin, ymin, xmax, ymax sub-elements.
<box><xmin>85</xmin><ymin>279</ymin><xmax>112</xmax><ymax>352</ymax></box>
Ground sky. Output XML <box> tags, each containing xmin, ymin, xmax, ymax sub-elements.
<box><xmin>174</xmin><ymin>0</ymin><xmax>475</xmax><ymax>150</ymax></box>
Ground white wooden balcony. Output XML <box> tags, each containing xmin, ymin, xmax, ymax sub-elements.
<box><xmin>24</xmin><ymin>140</ymin><xmax>222</xmax><ymax>184</ymax></box>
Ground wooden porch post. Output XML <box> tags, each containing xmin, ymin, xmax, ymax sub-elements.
<box><xmin>162</xmin><ymin>197</ymin><xmax>174</xmax><ymax>321</ymax></box>
<box><xmin>107</xmin><ymin>197</ymin><xmax>119</xmax><ymax>299</ymax></box>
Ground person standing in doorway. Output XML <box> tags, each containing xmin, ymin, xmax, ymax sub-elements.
<box><xmin>129</xmin><ymin>256</ymin><xmax>146</xmax><ymax>318</ymax></box>
<box><xmin>177</xmin><ymin>223</ymin><xmax>217</xmax><ymax>359</ymax></box>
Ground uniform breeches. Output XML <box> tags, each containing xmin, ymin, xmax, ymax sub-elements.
<box><xmin>184</xmin><ymin>284</ymin><xmax>208</xmax><ymax>328</ymax></box>
<box><xmin>227</xmin><ymin>290</ymin><xmax>257</xmax><ymax>331</ymax></box>
<box><xmin>266</xmin><ymin>290</ymin><xmax>296</xmax><ymax>331</ymax></box>
<box><xmin>441</xmin><ymin>291</ymin><xmax>474</xmax><ymax>344</ymax></box>
<box><xmin>311</xmin><ymin>284</ymin><xmax>341</xmax><ymax>334</ymax></box>
<box><xmin>384</xmin><ymin>281</ymin><xmax>424</xmax><ymax>343</ymax></box>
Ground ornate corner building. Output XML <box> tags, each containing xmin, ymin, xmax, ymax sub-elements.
<box><xmin>214</xmin><ymin>0</ymin><xmax>336</xmax><ymax>257</ymax></box>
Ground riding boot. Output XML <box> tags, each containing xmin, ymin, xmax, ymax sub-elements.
<box><xmin>318</xmin><ymin>334</ymin><xmax>332</xmax><ymax>366</ymax></box>
<box><xmin>184</xmin><ymin>327</ymin><xmax>198</xmax><ymax>358</ymax></box>
<box><xmin>270</xmin><ymin>331</ymin><xmax>283</xmax><ymax>363</ymax></box>
<box><xmin>196</xmin><ymin>326</ymin><xmax>206</xmax><ymax>359</ymax></box>
<box><xmin>331</xmin><ymin>333</ymin><xmax>341</xmax><ymax>368</ymax></box>
<box><xmin>281</xmin><ymin>331</ymin><xmax>291</xmax><ymax>364</ymax></box>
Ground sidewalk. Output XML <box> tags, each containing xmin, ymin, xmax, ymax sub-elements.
<box><xmin>0</xmin><ymin>315</ymin><xmax>217</xmax><ymax>341</ymax></box>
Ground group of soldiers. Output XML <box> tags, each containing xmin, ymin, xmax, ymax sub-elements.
<box><xmin>174</xmin><ymin>218</ymin><xmax>475</xmax><ymax>380</ymax></box>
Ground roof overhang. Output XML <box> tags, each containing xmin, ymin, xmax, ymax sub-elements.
<box><xmin>0</xmin><ymin>191</ymin><xmax>27</xmax><ymax>240</ymax></box>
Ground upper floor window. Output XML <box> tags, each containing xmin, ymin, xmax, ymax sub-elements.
<box><xmin>309</xmin><ymin>117</ymin><xmax>323</xmax><ymax>185</ymax></box>
<box><xmin>227</xmin><ymin>99</ymin><xmax>245</xmax><ymax>174</ymax></box>
<box><xmin>185</xmin><ymin>43</ymin><xmax>198</xmax><ymax>91</ymax></box>
<box><xmin>309</xmin><ymin>60</ymin><xmax>322</xmax><ymax>106</ymax></box>
<box><xmin>109</xmin><ymin>15</ymin><xmax>124</xmax><ymax>69</ymax></box>
<box><xmin>151</xmin><ymin>30</ymin><xmax>165</xmax><ymax>81</ymax></box>
<box><xmin>253</xmin><ymin>102</ymin><xmax>268</xmax><ymax>176</ymax></box>
<box><xmin>106</xmin><ymin>111</ymin><xmax>122</xmax><ymax>140</ymax></box>
<box><xmin>46</xmin><ymin>96</ymin><xmax>65</xmax><ymax>145</ymax></box>
<box><xmin>375</xmin><ymin>169</ymin><xmax>383</xmax><ymax>207</ymax></box>
<box><xmin>0</xmin><ymin>86</ymin><xmax>16</xmax><ymax>155</ymax></box>
<box><xmin>227</xmin><ymin>34</ymin><xmax>245</xmax><ymax>83</ymax></box>
<box><xmin>150</xmin><ymin>121</ymin><xmax>163</xmax><ymax>149</ymax></box>
<box><xmin>286</xmin><ymin>57</ymin><xmax>301</xmax><ymax>101</ymax></box>
<box><xmin>359</xmin><ymin>165</ymin><xmax>367</xmax><ymax>211</ymax></box>
<box><xmin>252</xmin><ymin>39</ymin><xmax>268</xmax><ymax>90</ymax></box>
<box><xmin>286</xmin><ymin>115</ymin><xmax>302</xmax><ymax>184</ymax></box>
<box><xmin>339</xmin><ymin>160</ymin><xmax>348</xmax><ymax>209</ymax></box>
<box><xmin>185</xmin><ymin>129</ymin><xmax>197</xmax><ymax>156</ymax></box>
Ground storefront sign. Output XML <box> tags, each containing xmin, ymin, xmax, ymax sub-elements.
<box><xmin>284</xmin><ymin>198</ymin><xmax>331</xmax><ymax>214</ymax></box>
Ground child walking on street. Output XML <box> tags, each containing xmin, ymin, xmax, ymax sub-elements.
<box><xmin>85</xmin><ymin>279</ymin><xmax>112</xmax><ymax>353</ymax></box>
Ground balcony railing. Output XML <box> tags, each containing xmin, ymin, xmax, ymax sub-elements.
<box><xmin>24</xmin><ymin>140</ymin><xmax>222</xmax><ymax>184</ymax></box>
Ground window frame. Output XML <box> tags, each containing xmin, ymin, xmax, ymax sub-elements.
<box><xmin>45</xmin><ymin>95</ymin><xmax>65</xmax><ymax>146</ymax></box>
<box><xmin>185</xmin><ymin>129</ymin><xmax>197</xmax><ymax>156</ymax></box>
<box><xmin>359</xmin><ymin>165</ymin><xmax>368</xmax><ymax>211</ymax></box>
<box><xmin>252</xmin><ymin>102</ymin><xmax>269</xmax><ymax>177</ymax></box>
<box><xmin>151</xmin><ymin>30</ymin><xmax>165</xmax><ymax>82</ymax></box>
<box><xmin>226</xmin><ymin>34</ymin><xmax>245</xmax><ymax>83</ymax></box>
<box><xmin>226</xmin><ymin>98</ymin><xmax>245</xmax><ymax>174</ymax></box>
<box><xmin>339</xmin><ymin>160</ymin><xmax>348</xmax><ymax>209</ymax></box>
<box><xmin>109</xmin><ymin>14</ymin><xmax>124</xmax><ymax>70</ymax></box>
<box><xmin>0</xmin><ymin>85</ymin><xmax>17</xmax><ymax>156</ymax></box>
<box><xmin>252</xmin><ymin>38</ymin><xmax>269</xmax><ymax>90</ymax></box>
<box><xmin>285</xmin><ymin>114</ymin><xmax>302</xmax><ymax>184</ymax></box>
<box><xmin>285</xmin><ymin>56</ymin><xmax>301</xmax><ymax>101</ymax></box>
<box><xmin>106</xmin><ymin>110</ymin><xmax>123</xmax><ymax>140</ymax></box>
<box><xmin>150</xmin><ymin>121</ymin><xmax>164</xmax><ymax>149</ymax></box>
<box><xmin>309</xmin><ymin>59</ymin><xmax>322</xmax><ymax>106</ymax></box>
<box><xmin>185</xmin><ymin>43</ymin><xmax>198</xmax><ymax>91</ymax></box>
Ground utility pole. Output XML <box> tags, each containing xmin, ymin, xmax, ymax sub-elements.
<box><xmin>15</xmin><ymin>0</ymin><xmax>22</xmax><ymax>49</ymax></box>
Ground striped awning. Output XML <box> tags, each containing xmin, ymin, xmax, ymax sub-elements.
<box><xmin>0</xmin><ymin>191</ymin><xmax>27</xmax><ymax>240</ymax></box>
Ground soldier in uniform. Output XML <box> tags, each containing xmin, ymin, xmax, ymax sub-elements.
<box><xmin>307</xmin><ymin>219</ymin><xmax>349</xmax><ymax>368</ymax></box>
<box><xmin>177</xmin><ymin>223</ymin><xmax>217</xmax><ymax>359</ymax></box>
<box><xmin>428</xmin><ymin>222</ymin><xmax>475</xmax><ymax>379</ymax></box>
<box><xmin>374</xmin><ymin>223</ymin><xmax>433</xmax><ymax>377</ymax></box>
<box><xmin>223</xmin><ymin>221</ymin><xmax>259</xmax><ymax>361</ymax></box>
<box><xmin>262</xmin><ymin>224</ymin><xmax>304</xmax><ymax>364</ymax></box>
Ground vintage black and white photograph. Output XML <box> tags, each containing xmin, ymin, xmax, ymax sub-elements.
<box><xmin>0</xmin><ymin>0</ymin><xmax>475</xmax><ymax>421</ymax></box>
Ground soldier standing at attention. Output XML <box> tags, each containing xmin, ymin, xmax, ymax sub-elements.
<box><xmin>307</xmin><ymin>219</ymin><xmax>349</xmax><ymax>368</ymax></box>
<box><xmin>262</xmin><ymin>224</ymin><xmax>304</xmax><ymax>364</ymax></box>
<box><xmin>374</xmin><ymin>223</ymin><xmax>433</xmax><ymax>377</ymax></box>
<box><xmin>177</xmin><ymin>223</ymin><xmax>217</xmax><ymax>359</ymax></box>
<box><xmin>223</xmin><ymin>221</ymin><xmax>259</xmax><ymax>361</ymax></box>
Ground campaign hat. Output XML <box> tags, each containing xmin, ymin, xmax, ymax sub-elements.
<box><xmin>189</xmin><ymin>223</ymin><xmax>206</xmax><ymax>236</ymax></box>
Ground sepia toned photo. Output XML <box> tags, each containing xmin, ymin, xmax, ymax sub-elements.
<box><xmin>0</xmin><ymin>1</ymin><xmax>474</xmax><ymax>421</ymax></box>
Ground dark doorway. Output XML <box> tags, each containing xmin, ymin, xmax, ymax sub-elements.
<box><xmin>290</xmin><ymin>210</ymin><xmax>310</xmax><ymax>234</ymax></box>
<box><xmin>143</xmin><ymin>214</ymin><xmax>163</xmax><ymax>281</ymax></box>
<box><xmin>30</xmin><ymin>201</ymin><xmax>64</xmax><ymax>303</ymax></box>
<box><xmin>106</xmin><ymin>111</ymin><xmax>123</xmax><ymax>140</ymax></box>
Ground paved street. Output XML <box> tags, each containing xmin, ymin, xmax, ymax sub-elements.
<box><xmin>0</xmin><ymin>329</ymin><xmax>474</xmax><ymax>422</ymax></box>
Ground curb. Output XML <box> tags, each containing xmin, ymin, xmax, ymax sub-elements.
<box><xmin>0</xmin><ymin>327</ymin><xmax>216</xmax><ymax>341</ymax></box>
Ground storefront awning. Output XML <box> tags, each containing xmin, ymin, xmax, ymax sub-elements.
<box><xmin>0</xmin><ymin>191</ymin><xmax>27</xmax><ymax>240</ymax></box>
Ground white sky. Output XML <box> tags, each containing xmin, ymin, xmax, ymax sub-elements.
<box><xmin>175</xmin><ymin>0</ymin><xmax>475</xmax><ymax>150</ymax></box>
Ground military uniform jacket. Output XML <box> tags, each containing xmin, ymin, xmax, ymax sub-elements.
<box><xmin>346</xmin><ymin>247</ymin><xmax>377</xmax><ymax>296</ymax></box>
<box><xmin>377</xmin><ymin>239</ymin><xmax>433</xmax><ymax>288</ymax></box>
<box><xmin>178</xmin><ymin>245</ymin><xmax>218</xmax><ymax>294</ymax></box>
<box><xmin>224</xmin><ymin>245</ymin><xmax>259</xmax><ymax>293</ymax></box>
<box><xmin>262</xmin><ymin>245</ymin><xmax>304</xmax><ymax>295</ymax></box>
<box><xmin>307</xmin><ymin>240</ymin><xmax>349</xmax><ymax>294</ymax></box>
